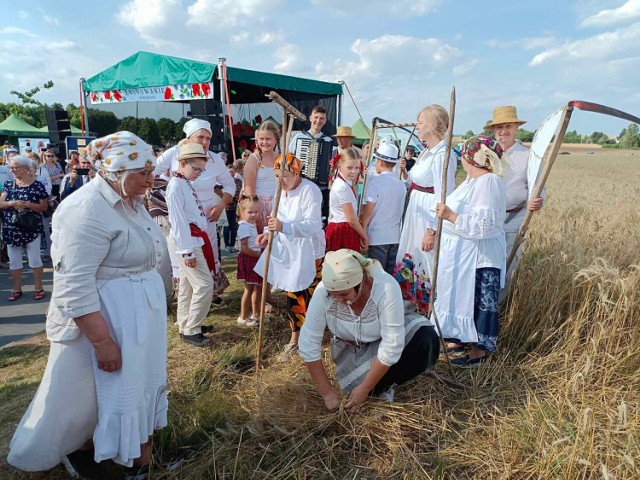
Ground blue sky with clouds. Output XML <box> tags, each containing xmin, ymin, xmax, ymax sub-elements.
<box><xmin>1</xmin><ymin>0</ymin><xmax>639</xmax><ymax>135</ymax></box>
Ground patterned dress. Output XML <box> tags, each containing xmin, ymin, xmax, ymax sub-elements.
<box><xmin>1</xmin><ymin>180</ymin><xmax>47</xmax><ymax>246</ymax></box>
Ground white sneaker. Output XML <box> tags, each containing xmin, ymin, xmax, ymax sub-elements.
<box><xmin>237</xmin><ymin>316</ymin><xmax>258</xmax><ymax>327</ymax></box>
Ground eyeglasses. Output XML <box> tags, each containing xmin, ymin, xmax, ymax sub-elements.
<box><xmin>240</xmin><ymin>194</ymin><xmax>259</xmax><ymax>201</ymax></box>
<box><xmin>45</xmin><ymin>155</ymin><xmax>54</xmax><ymax>158</ymax></box>
<box><xmin>9</xmin><ymin>165</ymin><xmax>25</xmax><ymax>171</ymax></box>
<box><xmin>188</xmin><ymin>164</ymin><xmax>206</xmax><ymax>174</ymax></box>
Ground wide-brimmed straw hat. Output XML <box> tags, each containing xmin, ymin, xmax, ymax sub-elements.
<box><xmin>178</xmin><ymin>143</ymin><xmax>208</xmax><ymax>161</ymax></box>
<box><xmin>332</xmin><ymin>126</ymin><xmax>356</xmax><ymax>138</ymax></box>
<box><xmin>485</xmin><ymin>106</ymin><xmax>527</xmax><ymax>128</ymax></box>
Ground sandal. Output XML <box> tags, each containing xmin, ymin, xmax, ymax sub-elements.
<box><xmin>33</xmin><ymin>290</ymin><xmax>46</xmax><ymax>301</ymax></box>
<box><xmin>8</xmin><ymin>291</ymin><xmax>23</xmax><ymax>301</ymax></box>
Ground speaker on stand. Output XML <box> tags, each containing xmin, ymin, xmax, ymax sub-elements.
<box><xmin>45</xmin><ymin>110</ymin><xmax>72</xmax><ymax>165</ymax></box>
<box><xmin>189</xmin><ymin>99</ymin><xmax>225</xmax><ymax>151</ymax></box>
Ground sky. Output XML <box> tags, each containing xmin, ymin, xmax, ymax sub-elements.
<box><xmin>1</xmin><ymin>0</ymin><xmax>640</xmax><ymax>136</ymax></box>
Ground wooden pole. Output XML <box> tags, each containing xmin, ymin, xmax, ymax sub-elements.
<box><xmin>399</xmin><ymin>124</ymin><xmax>417</xmax><ymax>179</ymax></box>
<box><xmin>506</xmin><ymin>106</ymin><xmax>573</xmax><ymax>271</ymax></box>
<box><xmin>256</xmin><ymin>95</ymin><xmax>305</xmax><ymax>370</ymax></box>
<box><xmin>357</xmin><ymin>118</ymin><xmax>378</xmax><ymax>214</ymax></box>
<box><xmin>377</xmin><ymin>122</ymin><xmax>418</xmax><ymax>129</ymax></box>
<box><xmin>428</xmin><ymin>87</ymin><xmax>458</xmax><ymax>381</ymax></box>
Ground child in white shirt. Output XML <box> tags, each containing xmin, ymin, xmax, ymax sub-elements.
<box><xmin>236</xmin><ymin>195</ymin><xmax>263</xmax><ymax>327</ymax></box>
<box><xmin>360</xmin><ymin>144</ymin><xmax>406</xmax><ymax>275</ymax></box>
<box><xmin>167</xmin><ymin>144</ymin><xmax>214</xmax><ymax>347</ymax></box>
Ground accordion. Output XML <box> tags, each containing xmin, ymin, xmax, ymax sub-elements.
<box><xmin>295</xmin><ymin>137</ymin><xmax>332</xmax><ymax>186</ymax></box>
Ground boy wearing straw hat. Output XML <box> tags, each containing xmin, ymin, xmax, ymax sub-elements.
<box><xmin>485</xmin><ymin>106</ymin><xmax>544</xmax><ymax>303</ymax></box>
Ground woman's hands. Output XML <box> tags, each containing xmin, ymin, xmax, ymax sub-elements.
<box><xmin>266</xmin><ymin>216</ymin><xmax>283</xmax><ymax>233</ymax></box>
<box><xmin>92</xmin><ymin>336</ymin><xmax>122</xmax><ymax>372</ymax></box>
<box><xmin>321</xmin><ymin>388</ymin><xmax>341</xmax><ymax>411</ymax></box>
<box><xmin>255</xmin><ymin>233</ymin><xmax>268</xmax><ymax>249</ymax></box>
<box><xmin>345</xmin><ymin>384</ymin><xmax>370</xmax><ymax>413</ymax></box>
<box><xmin>184</xmin><ymin>258</ymin><xmax>197</xmax><ymax>268</ymax></box>
<box><xmin>435</xmin><ymin>203</ymin><xmax>458</xmax><ymax>223</ymax></box>
<box><xmin>421</xmin><ymin>229</ymin><xmax>435</xmax><ymax>252</ymax></box>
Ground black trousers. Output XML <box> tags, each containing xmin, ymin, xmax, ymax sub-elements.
<box><xmin>372</xmin><ymin>325</ymin><xmax>440</xmax><ymax>394</ymax></box>
<box><xmin>223</xmin><ymin>209</ymin><xmax>238</xmax><ymax>248</ymax></box>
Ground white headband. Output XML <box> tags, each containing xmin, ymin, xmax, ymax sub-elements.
<box><xmin>183</xmin><ymin>118</ymin><xmax>212</xmax><ymax>139</ymax></box>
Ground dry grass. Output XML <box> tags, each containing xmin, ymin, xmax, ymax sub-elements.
<box><xmin>1</xmin><ymin>148</ymin><xmax>639</xmax><ymax>479</ymax></box>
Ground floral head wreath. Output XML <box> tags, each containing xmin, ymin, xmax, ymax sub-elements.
<box><xmin>461</xmin><ymin>135</ymin><xmax>512</xmax><ymax>179</ymax></box>
<box><xmin>274</xmin><ymin>152</ymin><xmax>302</xmax><ymax>175</ymax></box>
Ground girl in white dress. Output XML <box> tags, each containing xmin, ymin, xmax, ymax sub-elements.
<box><xmin>395</xmin><ymin>104</ymin><xmax>457</xmax><ymax>314</ymax></box>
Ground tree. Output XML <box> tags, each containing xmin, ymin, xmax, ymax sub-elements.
<box><xmin>118</xmin><ymin>116</ymin><xmax>138</xmax><ymax>134</ymax></box>
<box><xmin>516</xmin><ymin>129</ymin><xmax>535</xmax><ymax>142</ymax></box>
<box><xmin>174</xmin><ymin>117</ymin><xmax>189</xmax><ymax>141</ymax></box>
<box><xmin>86</xmin><ymin>109</ymin><xmax>119</xmax><ymax>137</ymax></box>
<box><xmin>9</xmin><ymin>80</ymin><xmax>55</xmax><ymax>110</ymax></box>
<box><xmin>590</xmin><ymin>131</ymin><xmax>608</xmax><ymax>144</ymax></box>
<box><xmin>157</xmin><ymin>117</ymin><xmax>177</xmax><ymax>144</ymax></box>
<box><xmin>563</xmin><ymin>130</ymin><xmax>581</xmax><ymax>143</ymax></box>
<box><xmin>462</xmin><ymin>129</ymin><xmax>474</xmax><ymax>139</ymax></box>
<box><xmin>482</xmin><ymin>120</ymin><xmax>494</xmax><ymax>137</ymax></box>
<box><xmin>619</xmin><ymin>123</ymin><xmax>640</xmax><ymax>149</ymax></box>
<box><xmin>138</xmin><ymin>118</ymin><xmax>161</xmax><ymax>145</ymax></box>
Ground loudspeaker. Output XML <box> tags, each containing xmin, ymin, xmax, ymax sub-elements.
<box><xmin>45</xmin><ymin>109</ymin><xmax>72</xmax><ymax>156</ymax></box>
<box><xmin>190</xmin><ymin>99</ymin><xmax>222</xmax><ymax>116</ymax></box>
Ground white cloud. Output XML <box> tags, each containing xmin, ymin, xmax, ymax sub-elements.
<box><xmin>273</xmin><ymin>44</ymin><xmax>304</xmax><ymax>72</ymax></box>
<box><xmin>453</xmin><ymin>59</ymin><xmax>478</xmax><ymax>77</ymax></box>
<box><xmin>486</xmin><ymin>35</ymin><xmax>557</xmax><ymax>50</ymax></box>
<box><xmin>529</xmin><ymin>22</ymin><xmax>640</xmax><ymax>66</ymax></box>
<box><xmin>231</xmin><ymin>30</ymin><xmax>282</xmax><ymax>45</ymax></box>
<box><xmin>45</xmin><ymin>40</ymin><xmax>80</xmax><ymax>53</ymax></box>
<box><xmin>0</xmin><ymin>27</ymin><xmax>38</xmax><ymax>38</ymax></box>
<box><xmin>117</xmin><ymin>0</ymin><xmax>184</xmax><ymax>46</ymax></box>
<box><xmin>187</xmin><ymin>0</ymin><xmax>284</xmax><ymax>27</ymax></box>
<box><xmin>17</xmin><ymin>10</ymin><xmax>29</xmax><ymax>19</ymax></box>
<box><xmin>581</xmin><ymin>0</ymin><xmax>640</xmax><ymax>27</ymax></box>
<box><xmin>311</xmin><ymin>0</ymin><xmax>441</xmax><ymax>17</ymax></box>
<box><xmin>324</xmin><ymin>35</ymin><xmax>461</xmax><ymax>80</ymax></box>
<box><xmin>39</xmin><ymin>8</ymin><xmax>60</xmax><ymax>27</ymax></box>
<box><xmin>231</xmin><ymin>31</ymin><xmax>250</xmax><ymax>43</ymax></box>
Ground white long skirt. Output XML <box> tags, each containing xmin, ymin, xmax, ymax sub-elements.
<box><xmin>8</xmin><ymin>270</ymin><xmax>168</xmax><ymax>471</ymax></box>
<box><xmin>397</xmin><ymin>189</ymin><xmax>437</xmax><ymax>277</ymax></box>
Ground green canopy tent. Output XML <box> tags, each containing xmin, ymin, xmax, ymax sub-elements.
<box><xmin>37</xmin><ymin>124</ymin><xmax>85</xmax><ymax>135</ymax></box>
<box><xmin>0</xmin><ymin>114</ymin><xmax>48</xmax><ymax>137</ymax></box>
<box><xmin>82</xmin><ymin>51</ymin><xmax>343</xmax><ymax>143</ymax></box>
<box><xmin>350</xmin><ymin>118</ymin><xmax>371</xmax><ymax>146</ymax></box>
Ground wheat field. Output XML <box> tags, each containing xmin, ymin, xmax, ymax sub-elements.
<box><xmin>0</xmin><ymin>147</ymin><xmax>639</xmax><ymax>479</ymax></box>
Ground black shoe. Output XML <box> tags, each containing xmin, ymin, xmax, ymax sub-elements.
<box><xmin>123</xmin><ymin>463</ymin><xmax>149</xmax><ymax>480</ymax></box>
<box><xmin>201</xmin><ymin>324</ymin><xmax>214</xmax><ymax>334</ymax></box>
<box><xmin>62</xmin><ymin>449</ymin><xmax>106</xmax><ymax>479</ymax></box>
<box><xmin>451</xmin><ymin>354</ymin><xmax>487</xmax><ymax>368</ymax></box>
<box><xmin>181</xmin><ymin>333</ymin><xmax>211</xmax><ymax>347</ymax></box>
<box><xmin>211</xmin><ymin>296</ymin><xmax>224</xmax><ymax>307</ymax></box>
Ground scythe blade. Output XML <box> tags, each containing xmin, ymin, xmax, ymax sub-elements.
<box><xmin>568</xmin><ymin>100</ymin><xmax>640</xmax><ymax>125</ymax></box>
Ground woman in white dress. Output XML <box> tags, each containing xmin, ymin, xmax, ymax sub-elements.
<box><xmin>395</xmin><ymin>104</ymin><xmax>457</xmax><ymax>314</ymax></box>
<box><xmin>255</xmin><ymin>153</ymin><xmax>325</xmax><ymax>357</ymax></box>
<box><xmin>434</xmin><ymin>135</ymin><xmax>511</xmax><ymax>367</ymax></box>
<box><xmin>8</xmin><ymin>132</ymin><xmax>169</xmax><ymax>479</ymax></box>
<box><xmin>299</xmin><ymin>249</ymin><xmax>440</xmax><ymax>412</ymax></box>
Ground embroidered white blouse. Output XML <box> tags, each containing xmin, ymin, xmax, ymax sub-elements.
<box><xmin>299</xmin><ymin>270</ymin><xmax>407</xmax><ymax>367</ymax></box>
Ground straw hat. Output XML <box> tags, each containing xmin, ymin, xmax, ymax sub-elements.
<box><xmin>332</xmin><ymin>126</ymin><xmax>356</xmax><ymax>138</ymax></box>
<box><xmin>178</xmin><ymin>143</ymin><xmax>208</xmax><ymax>161</ymax></box>
<box><xmin>485</xmin><ymin>106</ymin><xmax>527</xmax><ymax>128</ymax></box>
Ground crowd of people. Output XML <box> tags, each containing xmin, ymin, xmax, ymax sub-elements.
<box><xmin>2</xmin><ymin>103</ymin><xmax>544</xmax><ymax>478</ymax></box>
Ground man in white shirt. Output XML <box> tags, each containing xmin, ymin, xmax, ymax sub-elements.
<box><xmin>485</xmin><ymin>106</ymin><xmax>543</xmax><ymax>303</ymax></box>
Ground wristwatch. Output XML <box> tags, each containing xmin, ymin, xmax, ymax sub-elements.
<box><xmin>426</xmin><ymin>228</ymin><xmax>436</xmax><ymax>236</ymax></box>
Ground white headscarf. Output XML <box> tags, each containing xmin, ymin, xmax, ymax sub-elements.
<box><xmin>322</xmin><ymin>249</ymin><xmax>383</xmax><ymax>292</ymax></box>
<box><xmin>183</xmin><ymin>118</ymin><xmax>212</xmax><ymax>138</ymax></box>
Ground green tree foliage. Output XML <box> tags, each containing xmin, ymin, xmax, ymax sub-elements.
<box><xmin>9</xmin><ymin>81</ymin><xmax>55</xmax><ymax>109</ymax></box>
<box><xmin>175</xmin><ymin>117</ymin><xmax>189</xmax><ymax>141</ymax></box>
<box><xmin>563</xmin><ymin>130</ymin><xmax>582</xmax><ymax>143</ymax></box>
<box><xmin>157</xmin><ymin>117</ymin><xmax>177</xmax><ymax>143</ymax></box>
<box><xmin>516</xmin><ymin>129</ymin><xmax>535</xmax><ymax>142</ymax></box>
<box><xmin>463</xmin><ymin>130</ymin><xmax>474</xmax><ymax>139</ymax></box>
<box><xmin>618</xmin><ymin>123</ymin><xmax>640</xmax><ymax>148</ymax></box>
<box><xmin>86</xmin><ymin>109</ymin><xmax>119</xmax><ymax>137</ymax></box>
<box><xmin>137</xmin><ymin>118</ymin><xmax>161</xmax><ymax>145</ymax></box>
<box><xmin>589</xmin><ymin>131</ymin><xmax>609</xmax><ymax>144</ymax></box>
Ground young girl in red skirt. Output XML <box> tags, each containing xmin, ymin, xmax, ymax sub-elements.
<box><xmin>236</xmin><ymin>195</ymin><xmax>263</xmax><ymax>327</ymax></box>
<box><xmin>325</xmin><ymin>147</ymin><xmax>368</xmax><ymax>253</ymax></box>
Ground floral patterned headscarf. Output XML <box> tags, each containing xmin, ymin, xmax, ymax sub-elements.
<box><xmin>461</xmin><ymin>135</ymin><xmax>512</xmax><ymax>179</ymax></box>
<box><xmin>274</xmin><ymin>152</ymin><xmax>302</xmax><ymax>175</ymax></box>
<box><xmin>86</xmin><ymin>131</ymin><xmax>155</xmax><ymax>172</ymax></box>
